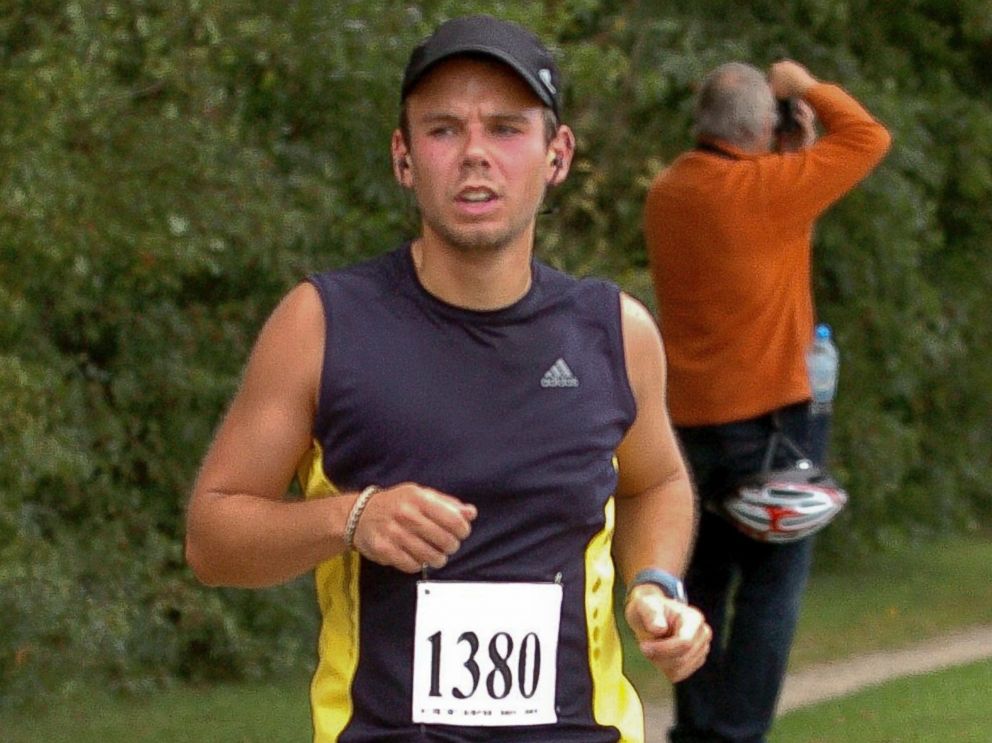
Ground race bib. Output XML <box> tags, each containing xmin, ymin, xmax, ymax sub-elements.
<box><xmin>411</xmin><ymin>580</ymin><xmax>563</xmax><ymax>727</ymax></box>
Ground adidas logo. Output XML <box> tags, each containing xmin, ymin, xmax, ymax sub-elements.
<box><xmin>541</xmin><ymin>358</ymin><xmax>579</xmax><ymax>388</ymax></box>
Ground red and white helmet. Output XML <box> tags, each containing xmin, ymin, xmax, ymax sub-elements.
<box><xmin>722</xmin><ymin>461</ymin><xmax>848</xmax><ymax>543</ymax></box>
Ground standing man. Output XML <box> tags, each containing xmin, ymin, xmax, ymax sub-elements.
<box><xmin>186</xmin><ymin>15</ymin><xmax>710</xmax><ymax>742</ymax></box>
<box><xmin>643</xmin><ymin>61</ymin><xmax>890</xmax><ymax>742</ymax></box>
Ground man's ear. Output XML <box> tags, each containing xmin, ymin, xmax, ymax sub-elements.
<box><xmin>391</xmin><ymin>130</ymin><xmax>413</xmax><ymax>188</ymax></box>
<box><xmin>546</xmin><ymin>125</ymin><xmax>576</xmax><ymax>187</ymax></box>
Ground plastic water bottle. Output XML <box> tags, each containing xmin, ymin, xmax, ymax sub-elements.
<box><xmin>806</xmin><ymin>323</ymin><xmax>839</xmax><ymax>416</ymax></box>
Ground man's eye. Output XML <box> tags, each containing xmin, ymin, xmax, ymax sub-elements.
<box><xmin>493</xmin><ymin>124</ymin><xmax>522</xmax><ymax>136</ymax></box>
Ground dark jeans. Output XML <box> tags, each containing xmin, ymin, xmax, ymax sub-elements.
<box><xmin>668</xmin><ymin>403</ymin><xmax>830</xmax><ymax>743</ymax></box>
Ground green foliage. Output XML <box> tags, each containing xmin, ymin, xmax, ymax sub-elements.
<box><xmin>2</xmin><ymin>0</ymin><xmax>990</xmax><ymax>708</ymax></box>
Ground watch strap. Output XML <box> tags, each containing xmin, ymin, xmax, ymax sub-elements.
<box><xmin>627</xmin><ymin>567</ymin><xmax>688</xmax><ymax>604</ymax></box>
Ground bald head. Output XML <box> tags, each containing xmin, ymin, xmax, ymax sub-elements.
<box><xmin>693</xmin><ymin>62</ymin><xmax>776</xmax><ymax>151</ymax></box>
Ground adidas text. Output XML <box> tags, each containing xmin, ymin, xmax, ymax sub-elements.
<box><xmin>541</xmin><ymin>358</ymin><xmax>580</xmax><ymax>388</ymax></box>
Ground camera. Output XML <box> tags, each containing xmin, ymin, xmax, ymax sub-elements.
<box><xmin>775</xmin><ymin>98</ymin><xmax>801</xmax><ymax>135</ymax></box>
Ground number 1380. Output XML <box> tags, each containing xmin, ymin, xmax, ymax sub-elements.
<box><xmin>426</xmin><ymin>630</ymin><xmax>542</xmax><ymax>700</ymax></box>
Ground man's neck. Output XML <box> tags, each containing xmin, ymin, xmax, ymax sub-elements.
<box><xmin>411</xmin><ymin>236</ymin><xmax>534</xmax><ymax>311</ymax></box>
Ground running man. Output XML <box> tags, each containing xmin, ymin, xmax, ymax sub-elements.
<box><xmin>186</xmin><ymin>14</ymin><xmax>710</xmax><ymax>742</ymax></box>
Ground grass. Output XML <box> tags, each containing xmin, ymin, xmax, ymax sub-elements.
<box><xmin>0</xmin><ymin>679</ymin><xmax>314</xmax><ymax>743</ymax></box>
<box><xmin>3</xmin><ymin>536</ymin><xmax>991</xmax><ymax>742</ymax></box>
<box><xmin>787</xmin><ymin>535</ymin><xmax>992</xmax><ymax>669</ymax></box>
<box><xmin>770</xmin><ymin>659</ymin><xmax>992</xmax><ymax>742</ymax></box>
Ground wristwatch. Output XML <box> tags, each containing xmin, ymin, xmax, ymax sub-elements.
<box><xmin>627</xmin><ymin>568</ymin><xmax>688</xmax><ymax>604</ymax></box>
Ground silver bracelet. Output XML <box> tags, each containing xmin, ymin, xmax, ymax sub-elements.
<box><xmin>344</xmin><ymin>485</ymin><xmax>381</xmax><ymax>549</ymax></box>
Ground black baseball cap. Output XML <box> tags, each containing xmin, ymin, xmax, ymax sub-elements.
<box><xmin>401</xmin><ymin>15</ymin><xmax>562</xmax><ymax>118</ymax></box>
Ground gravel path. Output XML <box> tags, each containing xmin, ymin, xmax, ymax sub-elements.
<box><xmin>642</xmin><ymin>623</ymin><xmax>992</xmax><ymax>741</ymax></box>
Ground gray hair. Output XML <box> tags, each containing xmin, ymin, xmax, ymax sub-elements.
<box><xmin>692</xmin><ymin>62</ymin><xmax>776</xmax><ymax>147</ymax></box>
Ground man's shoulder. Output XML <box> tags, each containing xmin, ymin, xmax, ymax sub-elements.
<box><xmin>308</xmin><ymin>245</ymin><xmax>407</xmax><ymax>296</ymax></box>
<box><xmin>311</xmin><ymin>245</ymin><xmax>404</xmax><ymax>281</ymax></box>
<box><xmin>645</xmin><ymin>148</ymin><xmax>732</xmax><ymax>209</ymax></box>
<box><xmin>649</xmin><ymin>148</ymin><xmax>729</xmax><ymax>184</ymax></box>
<box><xmin>534</xmin><ymin>259</ymin><xmax>620</xmax><ymax>301</ymax></box>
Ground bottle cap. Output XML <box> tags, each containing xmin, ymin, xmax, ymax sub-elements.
<box><xmin>815</xmin><ymin>323</ymin><xmax>832</xmax><ymax>340</ymax></box>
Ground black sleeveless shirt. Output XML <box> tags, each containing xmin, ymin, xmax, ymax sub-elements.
<box><xmin>299</xmin><ymin>244</ymin><xmax>643</xmax><ymax>742</ymax></box>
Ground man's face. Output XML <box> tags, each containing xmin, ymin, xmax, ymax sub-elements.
<box><xmin>394</xmin><ymin>57</ymin><xmax>565</xmax><ymax>255</ymax></box>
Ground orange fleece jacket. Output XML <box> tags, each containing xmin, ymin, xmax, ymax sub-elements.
<box><xmin>644</xmin><ymin>83</ymin><xmax>891</xmax><ymax>426</ymax></box>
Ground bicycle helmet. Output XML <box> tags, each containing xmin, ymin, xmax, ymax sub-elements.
<box><xmin>722</xmin><ymin>460</ymin><xmax>848</xmax><ymax>543</ymax></box>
